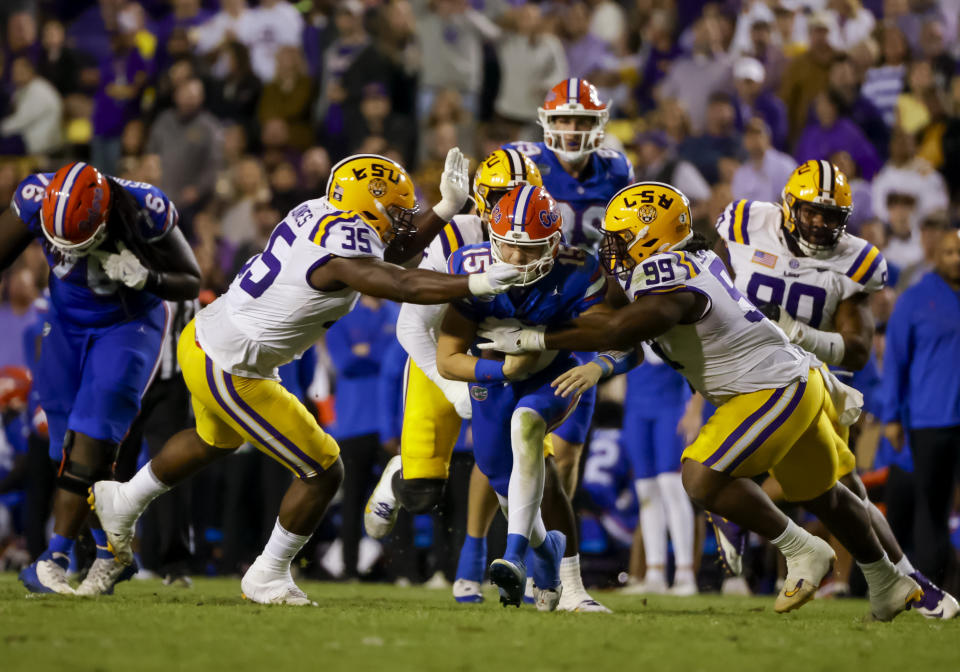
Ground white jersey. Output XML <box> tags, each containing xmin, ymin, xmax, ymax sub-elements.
<box><xmin>396</xmin><ymin>214</ymin><xmax>484</xmax><ymax>383</ymax></box>
<box><xmin>620</xmin><ymin>248</ymin><xmax>816</xmax><ymax>406</ymax></box>
<box><xmin>196</xmin><ymin>198</ymin><xmax>385</xmax><ymax>380</ymax></box>
<box><xmin>717</xmin><ymin>199</ymin><xmax>887</xmax><ymax>330</ymax></box>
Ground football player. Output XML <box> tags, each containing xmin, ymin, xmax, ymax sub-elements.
<box><xmin>0</xmin><ymin>162</ymin><xmax>201</xmax><ymax>595</ymax></box>
<box><xmin>479</xmin><ymin>182</ymin><xmax>923</xmax><ymax>621</ymax></box>
<box><xmin>706</xmin><ymin>160</ymin><xmax>958</xmax><ymax>618</ymax></box>
<box><xmin>435</xmin><ymin>184</ymin><xmax>608</xmax><ymax>609</ymax></box>
<box><xmin>89</xmin><ymin>150</ymin><xmax>524</xmax><ymax>605</ymax></box>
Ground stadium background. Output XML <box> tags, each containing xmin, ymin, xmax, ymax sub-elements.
<box><xmin>0</xmin><ymin>0</ymin><xmax>959</xmax><ymax>603</ymax></box>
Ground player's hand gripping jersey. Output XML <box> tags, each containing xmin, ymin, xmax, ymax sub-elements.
<box><xmin>197</xmin><ymin>199</ymin><xmax>385</xmax><ymax>380</ymax></box>
<box><xmin>12</xmin><ymin>173</ymin><xmax>177</xmax><ymax>326</ymax></box>
<box><xmin>718</xmin><ymin>199</ymin><xmax>886</xmax><ymax>331</ymax></box>
<box><xmin>618</xmin><ymin>248</ymin><xmax>817</xmax><ymax>406</ymax></box>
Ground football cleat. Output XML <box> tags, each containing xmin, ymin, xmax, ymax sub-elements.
<box><xmin>453</xmin><ymin>578</ymin><xmax>484</xmax><ymax>604</ymax></box>
<box><xmin>774</xmin><ymin>535</ymin><xmax>836</xmax><ymax>613</ymax></box>
<box><xmin>88</xmin><ymin>481</ymin><xmax>139</xmax><ymax>565</ymax></box>
<box><xmin>669</xmin><ymin>573</ymin><xmax>698</xmax><ymax>597</ymax></box>
<box><xmin>364</xmin><ymin>455</ymin><xmax>402</xmax><ymax>539</ymax></box>
<box><xmin>241</xmin><ymin>556</ymin><xmax>316</xmax><ymax>606</ymax></box>
<box><xmin>909</xmin><ymin>572</ymin><xmax>959</xmax><ymax>619</ymax></box>
<box><xmin>869</xmin><ymin>572</ymin><xmax>923</xmax><ymax>622</ymax></box>
<box><xmin>620</xmin><ymin>573</ymin><xmax>667</xmax><ymax>595</ymax></box>
<box><xmin>706</xmin><ymin>512</ymin><xmax>747</xmax><ymax>577</ymax></box>
<box><xmin>531</xmin><ymin>531</ymin><xmax>566</xmax><ymax>612</ymax></box>
<box><xmin>523</xmin><ymin>576</ymin><xmax>535</xmax><ymax>605</ymax></box>
<box><xmin>557</xmin><ymin>593</ymin><xmax>613</xmax><ymax>613</ymax></box>
<box><xmin>489</xmin><ymin>558</ymin><xmax>526</xmax><ymax>608</ymax></box>
<box><xmin>76</xmin><ymin>557</ymin><xmax>138</xmax><ymax>596</ymax></box>
<box><xmin>19</xmin><ymin>550</ymin><xmax>76</xmax><ymax>594</ymax></box>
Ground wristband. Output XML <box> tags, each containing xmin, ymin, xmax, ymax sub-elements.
<box><xmin>591</xmin><ymin>356</ymin><xmax>614</xmax><ymax>377</ymax></box>
<box><xmin>142</xmin><ymin>270</ymin><xmax>161</xmax><ymax>293</ymax></box>
<box><xmin>474</xmin><ymin>358</ymin><xmax>507</xmax><ymax>382</ymax></box>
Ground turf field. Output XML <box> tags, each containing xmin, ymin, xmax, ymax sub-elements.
<box><xmin>1</xmin><ymin>574</ymin><xmax>957</xmax><ymax>672</ymax></box>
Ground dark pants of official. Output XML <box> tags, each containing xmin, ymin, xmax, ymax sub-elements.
<box><xmin>116</xmin><ymin>377</ymin><xmax>194</xmax><ymax>577</ymax></box>
<box><xmin>909</xmin><ymin>425</ymin><xmax>960</xmax><ymax>589</ymax></box>
<box><xmin>339</xmin><ymin>433</ymin><xmax>384</xmax><ymax>579</ymax></box>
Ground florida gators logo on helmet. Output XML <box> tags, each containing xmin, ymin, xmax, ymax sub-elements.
<box><xmin>489</xmin><ymin>185</ymin><xmax>563</xmax><ymax>286</ymax></box>
<box><xmin>40</xmin><ymin>162</ymin><xmax>112</xmax><ymax>255</ymax></box>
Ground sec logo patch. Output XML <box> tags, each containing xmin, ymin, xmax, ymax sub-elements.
<box><xmin>470</xmin><ymin>385</ymin><xmax>488</xmax><ymax>402</ymax></box>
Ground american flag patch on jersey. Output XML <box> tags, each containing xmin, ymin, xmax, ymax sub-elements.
<box><xmin>751</xmin><ymin>250</ymin><xmax>778</xmax><ymax>268</ymax></box>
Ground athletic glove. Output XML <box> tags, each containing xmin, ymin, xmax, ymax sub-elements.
<box><xmin>467</xmin><ymin>262</ymin><xmax>522</xmax><ymax>298</ymax></box>
<box><xmin>96</xmin><ymin>243</ymin><xmax>150</xmax><ymax>290</ymax></box>
<box><xmin>476</xmin><ymin>318</ymin><xmax>546</xmax><ymax>354</ymax></box>
<box><xmin>432</xmin><ymin>147</ymin><xmax>471</xmax><ymax>222</ymax></box>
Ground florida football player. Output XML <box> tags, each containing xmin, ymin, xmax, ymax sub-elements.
<box><xmin>434</xmin><ymin>185</ymin><xmax>609</xmax><ymax>609</ymax></box>
<box><xmin>0</xmin><ymin>162</ymin><xmax>201</xmax><ymax>595</ymax></box>
<box><xmin>708</xmin><ymin>159</ymin><xmax>958</xmax><ymax>618</ymax></box>
<box><xmin>90</xmin><ymin>150</ymin><xmax>524</xmax><ymax>605</ymax></box>
<box><xmin>479</xmin><ymin>182</ymin><xmax>923</xmax><ymax>621</ymax></box>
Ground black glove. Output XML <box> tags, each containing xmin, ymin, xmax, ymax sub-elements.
<box><xmin>757</xmin><ymin>301</ymin><xmax>781</xmax><ymax>321</ymax></box>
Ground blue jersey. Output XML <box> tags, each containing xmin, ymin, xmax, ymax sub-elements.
<box><xmin>11</xmin><ymin>174</ymin><xmax>178</xmax><ymax>327</ymax></box>
<box><xmin>447</xmin><ymin>243</ymin><xmax>605</xmax><ymax>333</ymax></box>
<box><xmin>504</xmin><ymin>141</ymin><xmax>634</xmax><ymax>251</ymax></box>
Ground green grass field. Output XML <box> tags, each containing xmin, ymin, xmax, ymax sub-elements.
<box><xmin>1</xmin><ymin>574</ymin><xmax>957</xmax><ymax>672</ymax></box>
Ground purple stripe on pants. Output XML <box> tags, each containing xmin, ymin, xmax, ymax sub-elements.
<box><xmin>703</xmin><ymin>386</ymin><xmax>787</xmax><ymax>468</ymax></box>
<box><xmin>724</xmin><ymin>380</ymin><xmax>807</xmax><ymax>474</ymax></box>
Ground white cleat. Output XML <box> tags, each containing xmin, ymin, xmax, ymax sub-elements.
<box><xmin>775</xmin><ymin>536</ymin><xmax>836</xmax><ymax>613</ymax></box>
<box><xmin>88</xmin><ymin>481</ymin><xmax>139</xmax><ymax>565</ymax></box>
<box><xmin>869</xmin><ymin>572</ymin><xmax>923</xmax><ymax>622</ymax></box>
<box><xmin>533</xmin><ymin>584</ymin><xmax>563</xmax><ymax>612</ymax></box>
<box><xmin>364</xmin><ymin>456</ymin><xmax>402</xmax><ymax>539</ymax></box>
<box><xmin>241</xmin><ymin>556</ymin><xmax>316</xmax><ymax>606</ymax></box>
<box><xmin>669</xmin><ymin>578</ymin><xmax>699</xmax><ymax>597</ymax></box>
<box><xmin>76</xmin><ymin>557</ymin><xmax>137</xmax><ymax>596</ymax></box>
<box><xmin>19</xmin><ymin>552</ymin><xmax>77</xmax><ymax>595</ymax></box>
<box><xmin>453</xmin><ymin>578</ymin><xmax>484</xmax><ymax>604</ymax></box>
<box><xmin>620</xmin><ymin>575</ymin><xmax>667</xmax><ymax>595</ymax></box>
<box><xmin>558</xmin><ymin>591</ymin><xmax>612</xmax><ymax>613</ymax></box>
<box><xmin>909</xmin><ymin>572</ymin><xmax>960</xmax><ymax>619</ymax></box>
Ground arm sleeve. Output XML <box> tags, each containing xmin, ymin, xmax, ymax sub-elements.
<box><xmin>878</xmin><ymin>297</ymin><xmax>912</xmax><ymax>424</ymax></box>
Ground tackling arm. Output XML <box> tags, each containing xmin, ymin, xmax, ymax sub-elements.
<box><xmin>0</xmin><ymin>209</ymin><xmax>35</xmax><ymax>272</ymax></box>
<box><xmin>436</xmin><ymin>307</ymin><xmax>537</xmax><ymax>383</ymax></box>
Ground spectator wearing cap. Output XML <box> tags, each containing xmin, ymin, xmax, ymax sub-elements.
<box><xmin>880</xmin><ymin>228</ymin><xmax>960</xmax><ymax>586</ymax></box>
<box><xmin>871</xmin><ymin>127</ymin><xmax>949</xmax><ymax>222</ymax></box>
<box><xmin>634</xmin><ymin>131</ymin><xmax>711</xmax><ymax>205</ymax></box>
<box><xmin>0</xmin><ymin>57</ymin><xmax>62</xmax><ymax>156</ymax></box>
<box><xmin>657</xmin><ymin>16</ymin><xmax>732</xmax><ymax>134</ymax></box>
<box><xmin>732</xmin><ymin>57</ymin><xmax>788</xmax><ymax>151</ymax></box>
<box><xmin>827</xmin><ymin>53</ymin><xmax>889</xmax><ymax>159</ymax></box>
<box><xmin>147</xmin><ymin>78</ymin><xmax>222</xmax><ymax>216</ymax></box>
<box><xmin>730</xmin><ymin>118</ymin><xmax>797</xmax><ymax>203</ymax></box>
<box><xmin>258</xmin><ymin>45</ymin><xmax>314</xmax><ymax>151</ymax></box>
<box><xmin>861</xmin><ymin>24</ymin><xmax>910</xmax><ymax>128</ymax></box>
<box><xmin>794</xmin><ymin>90</ymin><xmax>881</xmax><ymax>180</ymax></box>
<box><xmin>677</xmin><ymin>92</ymin><xmax>741</xmax><ymax>184</ymax></box>
<box><xmin>779</xmin><ymin>11</ymin><xmax>835</xmax><ymax>146</ymax></box>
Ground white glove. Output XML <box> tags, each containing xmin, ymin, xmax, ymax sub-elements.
<box><xmin>432</xmin><ymin>147</ymin><xmax>470</xmax><ymax>221</ymax></box>
<box><xmin>439</xmin><ymin>378</ymin><xmax>473</xmax><ymax>420</ymax></box>
<box><xmin>467</xmin><ymin>262</ymin><xmax>522</xmax><ymax>298</ymax></box>
<box><xmin>775</xmin><ymin>308</ymin><xmax>846</xmax><ymax>366</ymax></box>
<box><xmin>476</xmin><ymin>318</ymin><xmax>546</xmax><ymax>354</ymax></box>
<box><xmin>96</xmin><ymin>243</ymin><xmax>150</xmax><ymax>290</ymax></box>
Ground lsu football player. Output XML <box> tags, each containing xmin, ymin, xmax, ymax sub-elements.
<box><xmin>435</xmin><ymin>184</ymin><xmax>609</xmax><ymax>609</ymax></box>
<box><xmin>89</xmin><ymin>150</ymin><xmax>525</xmax><ymax>605</ymax></box>
<box><xmin>0</xmin><ymin>162</ymin><xmax>201</xmax><ymax>596</ymax></box>
<box><xmin>705</xmin><ymin>159</ymin><xmax>958</xmax><ymax>618</ymax></box>
<box><xmin>479</xmin><ymin>182</ymin><xmax>923</xmax><ymax>621</ymax></box>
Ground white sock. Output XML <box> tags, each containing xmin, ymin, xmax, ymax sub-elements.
<box><xmin>121</xmin><ymin>462</ymin><xmax>170</xmax><ymax>513</ymax></box>
<box><xmin>262</xmin><ymin>518</ymin><xmax>311</xmax><ymax>571</ymax></box>
<box><xmin>635</xmin><ymin>478</ymin><xmax>667</xmax><ymax>567</ymax></box>
<box><xmin>674</xmin><ymin>566</ymin><xmax>696</xmax><ymax>585</ymax></box>
<box><xmin>559</xmin><ymin>554</ymin><xmax>586</xmax><ymax>594</ymax></box>
<box><xmin>657</xmin><ymin>472</ymin><xmax>695</xmax><ymax>568</ymax></box>
<box><xmin>769</xmin><ymin>519</ymin><xmax>813</xmax><ymax>559</ymax></box>
<box><xmin>894</xmin><ymin>555</ymin><xmax>916</xmax><ymax>575</ymax></box>
<box><xmin>858</xmin><ymin>553</ymin><xmax>899</xmax><ymax>590</ymax></box>
<box><xmin>506</xmin><ymin>409</ymin><xmax>546</xmax><ymax>539</ymax></box>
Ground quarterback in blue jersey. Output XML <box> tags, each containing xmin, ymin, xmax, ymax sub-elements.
<box><xmin>0</xmin><ymin>162</ymin><xmax>200</xmax><ymax>595</ymax></box>
<box><xmin>436</xmin><ymin>185</ymin><xmax>608</xmax><ymax>610</ymax></box>
<box><xmin>504</xmin><ymin>77</ymin><xmax>634</xmax><ymax>498</ymax></box>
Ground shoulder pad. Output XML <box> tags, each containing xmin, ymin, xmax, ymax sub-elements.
<box><xmin>716</xmin><ymin>199</ymin><xmax>780</xmax><ymax>245</ymax></box>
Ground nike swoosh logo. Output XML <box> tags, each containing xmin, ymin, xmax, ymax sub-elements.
<box><xmin>784</xmin><ymin>579</ymin><xmax>804</xmax><ymax>597</ymax></box>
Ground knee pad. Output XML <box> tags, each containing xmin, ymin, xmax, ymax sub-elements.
<box><xmin>393</xmin><ymin>475</ymin><xmax>445</xmax><ymax>514</ymax></box>
<box><xmin>56</xmin><ymin>431</ymin><xmax>116</xmax><ymax>496</ymax></box>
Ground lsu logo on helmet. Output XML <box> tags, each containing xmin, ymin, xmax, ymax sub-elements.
<box><xmin>473</xmin><ymin>148</ymin><xmax>543</xmax><ymax>220</ymax></box>
<box><xmin>600</xmin><ymin>182</ymin><xmax>692</xmax><ymax>279</ymax></box>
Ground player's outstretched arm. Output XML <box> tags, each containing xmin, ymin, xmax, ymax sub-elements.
<box><xmin>0</xmin><ymin>210</ymin><xmax>34</xmax><ymax>273</ymax></box>
<box><xmin>436</xmin><ymin>307</ymin><xmax>539</xmax><ymax>383</ymax></box>
<box><xmin>313</xmin><ymin>256</ymin><xmax>519</xmax><ymax>304</ymax></box>
<box><xmin>141</xmin><ymin>227</ymin><xmax>202</xmax><ymax>300</ymax></box>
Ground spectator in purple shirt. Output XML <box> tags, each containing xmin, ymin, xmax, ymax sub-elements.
<box><xmin>794</xmin><ymin>90</ymin><xmax>881</xmax><ymax>180</ymax></box>
<box><xmin>828</xmin><ymin>53</ymin><xmax>889</xmax><ymax>160</ymax></box>
<box><xmin>561</xmin><ymin>2</ymin><xmax>618</xmax><ymax>83</ymax></box>
<box><xmin>153</xmin><ymin>0</ymin><xmax>213</xmax><ymax>66</ymax></box>
<box><xmin>731</xmin><ymin>56</ymin><xmax>789</xmax><ymax>151</ymax></box>
<box><xmin>91</xmin><ymin>28</ymin><xmax>153</xmax><ymax>174</ymax></box>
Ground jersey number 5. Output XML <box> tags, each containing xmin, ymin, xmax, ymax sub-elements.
<box><xmin>240</xmin><ymin>222</ymin><xmax>296</xmax><ymax>298</ymax></box>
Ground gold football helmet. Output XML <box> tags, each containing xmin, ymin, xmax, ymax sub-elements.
<box><xmin>473</xmin><ymin>148</ymin><xmax>543</xmax><ymax>221</ymax></box>
<box><xmin>601</xmin><ymin>182</ymin><xmax>693</xmax><ymax>279</ymax></box>
<box><xmin>781</xmin><ymin>159</ymin><xmax>853</xmax><ymax>257</ymax></box>
<box><xmin>326</xmin><ymin>154</ymin><xmax>418</xmax><ymax>245</ymax></box>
